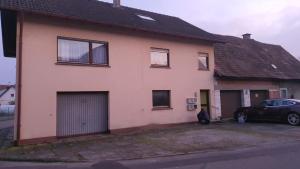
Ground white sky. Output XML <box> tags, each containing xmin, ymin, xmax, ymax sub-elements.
<box><xmin>0</xmin><ymin>0</ymin><xmax>300</xmax><ymax>84</ymax></box>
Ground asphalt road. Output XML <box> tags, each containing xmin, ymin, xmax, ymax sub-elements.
<box><xmin>122</xmin><ymin>142</ymin><xmax>300</xmax><ymax>169</ymax></box>
<box><xmin>1</xmin><ymin>142</ymin><xmax>300</xmax><ymax>169</ymax></box>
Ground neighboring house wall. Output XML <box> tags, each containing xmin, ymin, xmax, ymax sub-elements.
<box><xmin>279</xmin><ymin>82</ymin><xmax>300</xmax><ymax>99</ymax></box>
<box><xmin>214</xmin><ymin>80</ymin><xmax>280</xmax><ymax>118</ymax></box>
<box><xmin>19</xmin><ymin>14</ymin><xmax>216</xmax><ymax>140</ymax></box>
<box><xmin>0</xmin><ymin>87</ymin><xmax>16</xmax><ymax>105</ymax></box>
<box><xmin>215</xmin><ymin>80</ymin><xmax>279</xmax><ymax>91</ymax></box>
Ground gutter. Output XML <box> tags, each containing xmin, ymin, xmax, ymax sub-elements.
<box><xmin>15</xmin><ymin>12</ymin><xmax>24</xmax><ymax>145</ymax></box>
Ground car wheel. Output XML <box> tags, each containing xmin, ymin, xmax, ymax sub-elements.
<box><xmin>287</xmin><ymin>113</ymin><xmax>300</xmax><ymax>126</ymax></box>
<box><xmin>237</xmin><ymin>112</ymin><xmax>247</xmax><ymax>123</ymax></box>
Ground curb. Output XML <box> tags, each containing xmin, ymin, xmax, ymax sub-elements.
<box><xmin>0</xmin><ymin>157</ymin><xmax>88</xmax><ymax>163</ymax></box>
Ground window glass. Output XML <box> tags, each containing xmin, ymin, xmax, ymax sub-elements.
<box><xmin>261</xmin><ymin>100</ymin><xmax>272</xmax><ymax>107</ymax></box>
<box><xmin>198</xmin><ymin>53</ymin><xmax>209</xmax><ymax>70</ymax></box>
<box><xmin>153</xmin><ymin>90</ymin><xmax>170</xmax><ymax>108</ymax></box>
<box><xmin>137</xmin><ymin>14</ymin><xmax>156</xmax><ymax>21</ymax></box>
<box><xmin>58</xmin><ymin>39</ymin><xmax>89</xmax><ymax>63</ymax></box>
<box><xmin>272</xmin><ymin>100</ymin><xmax>282</xmax><ymax>107</ymax></box>
<box><xmin>92</xmin><ymin>43</ymin><xmax>108</xmax><ymax>65</ymax></box>
<box><xmin>150</xmin><ymin>49</ymin><xmax>169</xmax><ymax>67</ymax></box>
<box><xmin>282</xmin><ymin>100</ymin><xmax>291</xmax><ymax>106</ymax></box>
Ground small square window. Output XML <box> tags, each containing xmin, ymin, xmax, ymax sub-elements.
<box><xmin>92</xmin><ymin>43</ymin><xmax>108</xmax><ymax>65</ymax></box>
<box><xmin>150</xmin><ymin>48</ymin><xmax>169</xmax><ymax>68</ymax></box>
<box><xmin>198</xmin><ymin>53</ymin><xmax>209</xmax><ymax>70</ymax></box>
<box><xmin>152</xmin><ymin>90</ymin><xmax>171</xmax><ymax>108</ymax></box>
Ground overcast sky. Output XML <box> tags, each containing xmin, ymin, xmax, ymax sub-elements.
<box><xmin>0</xmin><ymin>0</ymin><xmax>299</xmax><ymax>84</ymax></box>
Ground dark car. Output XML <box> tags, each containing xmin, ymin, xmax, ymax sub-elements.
<box><xmin>234</xmin><ymin>99</ymin><xmax>300</xmax><ymax>126</ymax></box>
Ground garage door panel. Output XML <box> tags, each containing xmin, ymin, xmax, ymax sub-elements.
<box><xmin>221</xmin><ymin>90</ymin><xmax>242</xmax><ymax>119</ymax></box>
<box><xmin>57</xmin><ymin>92</ymin><xmax>108</xmax><ymax>137</ymax></box>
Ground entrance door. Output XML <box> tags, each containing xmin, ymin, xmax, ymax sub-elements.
<box><xmin>200</xmin><ymin>90</ymin><xmax>210</xmax><ymax>115</ymax></box>
<box><xmin>57</xmin><ymin>92</ymin><xmax>109</xmax><ymax>137</ymax></box>
<box><xmin>250</xmin><ymin>90</ymin><xmax>269</xmax><ymax>106</ymax></box>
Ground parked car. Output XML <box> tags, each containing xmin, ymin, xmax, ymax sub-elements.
<box><xmin>234</xmin><ymin>99</ymin><xmax>300</xmax><ymax>126</ymax></box>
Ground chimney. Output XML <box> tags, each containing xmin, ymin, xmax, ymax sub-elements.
<box><xmin>113</xmin><ymin>0</ymin><xmax>121</xmax><ymax>7</ymax></box>
<box><xmin>242</xmin><ymin>33</ymin><xmax>251</xmax><ymax>40</ymax></box>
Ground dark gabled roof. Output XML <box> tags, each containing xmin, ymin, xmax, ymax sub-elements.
<box><xmin>214</xmin><ymin>35</ymin><xmax>300</xmax><ymax>81</ymax></box>
<box><xmin>0</xmin><ymin>0</ymin><xmax>220</xmax><ymax>43</ymax></box>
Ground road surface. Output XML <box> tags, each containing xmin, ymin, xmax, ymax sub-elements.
<box><xmin>0</xmin><ymin>142</ymin><xmax>300</xmax><ymax>169</ymax></box>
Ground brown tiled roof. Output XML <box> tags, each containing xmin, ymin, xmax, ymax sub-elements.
<box><xmin>214</xmin><ymin>35</ymin><xmax>300</xmax><ymax>81</ymax></box>
<box><xmin>0</xmin><ymin>0</ymin><xmax>221</xmax><ymax>42</ymax></box>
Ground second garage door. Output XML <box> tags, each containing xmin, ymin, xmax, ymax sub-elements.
<box><xmin>57</xmin><ymin>92</ymin><xmax>108</xmax><ymax>137</ymax></box>
<box><xmin>221</xmin><ymin>90</ymin><xmax>242</xmax><ymax>119</ymax></box>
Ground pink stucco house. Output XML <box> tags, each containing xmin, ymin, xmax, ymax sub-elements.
<box><xmin>0</xmin><ymin>0</ymin><xmax>222</xmax><ymax>144</ymax></box>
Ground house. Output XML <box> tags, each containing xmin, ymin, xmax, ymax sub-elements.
<box><xmin>0</xmin><ymin>0</ymin><xmax>222</xmax><ymax>144</ymax></box>
<box><xmin>214</xmin><ymin>34</ymin><xmax>300</xmax><ymax>119</ymax></box>
<box><xmin>0</xmin><ymin>85</ymin><xmax>15</xmax><ymax>105</ymax></box>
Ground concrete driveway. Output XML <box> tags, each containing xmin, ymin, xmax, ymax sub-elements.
<box><xmin>0</xmin><ymin>122</ymin><xmax>299</xmax><ymax>162</ymax></box>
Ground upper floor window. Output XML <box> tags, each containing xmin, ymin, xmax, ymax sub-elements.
<box><xmin>58</xmin><ymin>37</ymin><xmax>109</xmax><ymax>66</ymax></box>
<box><xmin>198</xmin><ymin>53</ymin><xmax>209</xmax><ymax>70</ymax></box>
<box><xmin>150</xmin><ymin>48</ymin><xmax>170</xmax><ymax>68</ymax></box>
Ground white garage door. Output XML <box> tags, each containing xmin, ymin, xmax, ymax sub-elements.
<box><xmin>57</xmin><ymin>92</ymin><xmax>108</xmax><ymax>137</ymax></box>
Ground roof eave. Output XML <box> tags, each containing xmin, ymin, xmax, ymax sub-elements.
<box><xmin>214</xmin><ymin>74</ymin><xmax>300</xmax><ymax>82</ymax></box>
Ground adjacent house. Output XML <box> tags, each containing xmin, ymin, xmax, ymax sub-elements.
<box><xmin>0</xmin><ymin>0</ymin><xmax>222</xmax><ymax>144</ymax></box>
<box><xmin>214</xmin><ymin>34</ymin><xmax>300</xmax><ymax>119</ymax></box>
<box><xmin>0</xmin><ymin>85</ymin><xmax>15</xmax><ymax>105</ymax></box>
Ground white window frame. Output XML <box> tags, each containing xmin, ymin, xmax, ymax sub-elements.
<box><xmin>280</xmin><ymin>88</ymin><xmax>288</xmax><ymax>99</ymax></box>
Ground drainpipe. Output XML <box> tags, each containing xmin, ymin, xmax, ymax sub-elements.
<box><xmin>15</xmin><ymin>12</ymin><xmax>24</xmax><ymax>145</ymax></box>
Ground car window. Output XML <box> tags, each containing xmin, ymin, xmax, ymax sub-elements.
<box><xmin>272</xmin><ymin>100</ymin><xmax>282</xmax><ymax>107</ymax></box>
<box><xmin>260</xmin><ymin>100</ymin><xmax>272</xmax><ymax>107</ymax></box>
<box><xmin>282</xmin><ymin>100</ymin><xmax>289</xmax><ymax>106</ymax></box>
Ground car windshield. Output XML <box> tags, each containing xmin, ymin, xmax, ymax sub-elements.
<box><xmin>259</xmin><ymin>100</ymin><xmax>272</xmax><ymax>107</ymax></box>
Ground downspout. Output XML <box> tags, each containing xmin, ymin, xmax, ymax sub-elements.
<box><xmin>15</xmin><ymin>12</ymin><xmax>24</xmax><ymax>145</ymax></box>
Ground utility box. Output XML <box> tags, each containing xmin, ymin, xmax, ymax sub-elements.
<box><xmin>187</xmin><ymin>98</ymin><xmax>197</xmax><ymax>111</ymax></box>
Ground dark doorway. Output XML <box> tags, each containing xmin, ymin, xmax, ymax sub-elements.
<box><xmin>200</xmin><ymin>90</ymin><xmax>210</xmax><ymax>115</ymax></box>
<box><xmin>250</xmin><ymin>90</ymin><xmax>269</xmax><ymax>106</ymax></box>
